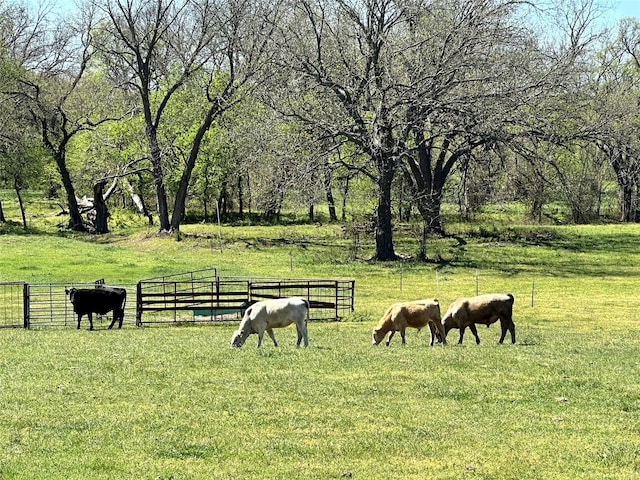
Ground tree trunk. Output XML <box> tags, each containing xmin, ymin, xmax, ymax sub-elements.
<box><xmin>54</xmin><ymin>151</ymin><xmax>86</xmax><ymax>232</ymax></box>
<box><xmin>123</xmin><ymin>175</ymin><xmax>153</xmax><ymax>225</ymax></box>
<box><xmin>93</xmin><ymin>180</ymin><xmax>109</xmax><ymax>234</ymax></box>
<box><xmin>147</xmin><ymin>127</ymin><xmax>171</xmax><ymax>232</ymax></box>
<box><xmin>404</xmin><ymin>130</ymin><xmax>461</xmax><ymax>236</ymax></box>
<box><xmin>620</xmin><ymin>182</ymin><xmax>633</xmax><ymax>222</ymax></box>
<box><xmin>323</xmin><ymin>164</ymin><xmax>337</xmax><ymax>221</ymax></box>
<box><xmin>634</xmin><ymin>183</ymin><xmax>640</xmax><ymax>223</ymax></box>
<box><xmin>341</xmin><ymin>177</ymin><xmax>350</xmax><ymax>221</ymax></box>
<box><xmin>218</xmin><ymin>182</ymin><xmax>229</xmax><ymax>219</ymax></box>
<box><xmin>15</xmin><ymin>186</ymin><xmax>27</xmax><ymax>230</ymax></box>
<box><xmin>238</xmin><ymin>174</ymin><xmax>244</xmax><ymax>220</ymax></box>
<box><xmin>611</xmin><ymin>154</ymin><xmax>634</xmax><ymax>222</ymax></box>
<box><xmin>374</xmin><ymin>153</ymin><xmax>396</xmax><ymax>261</ymax></box>
<box><xmin>171</xmin><ymin>105</ymin><xmax>218</xmax><ymax>232</ymax></box>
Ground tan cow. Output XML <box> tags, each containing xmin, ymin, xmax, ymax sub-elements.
<box><xmin>372</xmin><ymin>299</ymin><xmax>445</xmax><ymax>346</ymax></box>
<box><xmin>443</xmin><ymin>293</ymin><xmax>515</xmax><ymax>345</ymax></box>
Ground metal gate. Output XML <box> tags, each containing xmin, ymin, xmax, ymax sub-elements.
<box><xmin>0</xmin><ymin>282</ymin><xmax>27</xmax><ymax>328</ymax></box>
<box><xmin>25</xmin><ymin>282</ymin><xmax>137</xmax><ymax>329</ymax></box>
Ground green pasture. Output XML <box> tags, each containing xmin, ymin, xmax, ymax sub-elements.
<box><xmin>1</xmin><ymin>219</ymin><xmax>640</xmax><ymax>478</ymax></box>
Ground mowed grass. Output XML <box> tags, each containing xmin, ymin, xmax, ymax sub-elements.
<box><xmin>1</xmin><ymin>219</ymin><xmax>640</xmax><ymax>478</ymax></box>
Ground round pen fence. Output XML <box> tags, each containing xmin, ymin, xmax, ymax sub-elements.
<box><xmin>136</xmin><ymin>270</ymin><xmax>355</xmax><ymax>326</ymax></box>
<box><xmin>1</xmin><ymin>269</ymin><xmax>354</xmax><ymax>329</ymax></box>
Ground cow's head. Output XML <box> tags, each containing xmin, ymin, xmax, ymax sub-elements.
<box><xmin>230</xmin><ymin>327</ymin><xmax>251</xmax><ymax>348</ymax></box>
<box><xmin>431</xmin><ymin>319</ymin><xmax>447</xmax><ymax>345</ymax></box>
<box><xmin>371</xmin><ymin>328</ymin><xmax>385</xmax><ymax>346</ymax></box>
<box><xmin>230</xmin><ymin>311</ymin><xmax>254</xmax><ymax>348</ymax></box>
<box><xmin>442</xmin><ymin>314</ymin><xmax>456</xmax><ymax>337</ymax></box>
<box><xmin>66</xmin><ymin>288</ymin><xmax>77</xmax><ymax>303</ymax></box>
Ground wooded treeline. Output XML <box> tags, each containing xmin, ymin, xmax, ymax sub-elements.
<box><xmin>0</xmin><ymin>0</ymin><xmax>638</xmax><ymax>260</ymax></box>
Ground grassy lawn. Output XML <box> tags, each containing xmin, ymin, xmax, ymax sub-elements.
<box><xmin>1</xmin><ymin>214</ymin><xmax>640</xmax><ymax>478</ymax></box>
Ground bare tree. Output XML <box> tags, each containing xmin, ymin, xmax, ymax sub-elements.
<box><xmin>271</xmin><ymin>0</ymin><xmax>603</xmax><ymax>258</ymax></box>
<box><xmin>591</xmin><ymin>17</ymin><xmax>640</xmax><ymax>221</ymax></box>
<box><xmin>271</xmin><ymin>0</ymin><xmax>417</xmax><ymax>260</ymax></box>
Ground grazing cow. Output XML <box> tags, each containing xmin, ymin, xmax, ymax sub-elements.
<box><xmin>372</xmin><ymin>299</ymin><xmax>445</xmax><ymax>346</ymax></box>
<box><xmin>230</xmin><ymin>297</ymin><xmax>309</xmax><ymax>348</ymax></box>
<box><xmin>66</xmin><ymin>287</ymin><xmax>127</xmax><ymax>330</ymax></box>
<box><xmin>443</xmin><ymin>293</ymin><xmax>515</xmax><ymax>344</ymax></box>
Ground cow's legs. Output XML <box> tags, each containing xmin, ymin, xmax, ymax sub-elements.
<box><xmin>266</xmin><ymin>328</ymin><xmax>278</xmax><ymax>346</ymax></box>
<box><xmin>88</xmin><ymin>312</ymin><xmax>94</xmax><ymax>331</ymax></box>
<box><xmin>469</xmin><ymin>324</ymin><xmax>480</xmax><ymax>344</ymax></box>
<box><xmin>400</xmin><ymin>327</ymin><xmax>407</xmax><ymax>344</ymax></box>
<box><xmin>108</xmin><ymin>310</ymin><xmax>124</xmax><ymax>329</ymax></box>
<box><xmin>385</xmin><ymin>330</ymin><xmax>395</xmax><ymax>346</ymax></box>
<box><xmin>77</xmin><ymin>314</ymin><xmax>82</xmax><ymax>329</ymax></box>
<box><xmin>499</xmin><ymin>319</ymin><xmax>516</xmax><ymax>344</ymax></box>
<box><xmin>457</xmin><ymin>327</ymin><xmax>465</xmax><ymax>344</ymax></box>
<box><xmin>302</xmin><ymin>322</ymin><xmax>308</xmax><ymax>347</ymax></box>
<box><xmin>296</xmin><ymin>322</ymin><xmax>309</xmax><ymax>347</ymax></box>
<box><xmin>429</xmin><ymin>322</ymin><xmax>444</xmax><ymax>346</ymax></box>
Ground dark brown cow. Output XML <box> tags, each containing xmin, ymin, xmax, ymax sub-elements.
<box><xmin>443</xmin><ymin>293</ymin><xmax>515</xmax><ymax>344</ymax></box>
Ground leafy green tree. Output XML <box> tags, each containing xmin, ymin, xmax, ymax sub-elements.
<box><xmin>0</xmin><ymin>2</ymin><xmax>128</xmax><ymax>231</ymax></box>
<box><xmin>0</xmin><ymin>137</ymin><xmax>47</xmax><ymax>229</ymax></box>
<box><xmin>92</xmin><ymin>0</ymin><xmax>283</xmax><ymax>233</ymax></box>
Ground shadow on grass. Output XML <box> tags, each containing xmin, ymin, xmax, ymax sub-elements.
<box><xmin>434</xmin><ymin>226</ymin><xmax>640</xmax><ymax>278</ymax></box>
<box><xmin>0</xmin><ymin>221</ymin><xmax>38</xmax><ymax>235</ymax></box>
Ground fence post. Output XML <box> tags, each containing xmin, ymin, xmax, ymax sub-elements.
<box><xmin>531</xmin><ymin>278</ymin><xmax>535</xmax><ymax>307</ymax></box>
<box><xmin>335</xmin><ymin>280</ymin><xmax>339</xmax><ymax>320</ymax></box>
<box><xmin>136</xmin><ymin>282</ymin><xmax>142</xmax><ymax>327</ymax></box>
<box><xmin>475</xmin><ymin>270</ymin><xmax>479</xmax><ymax>296</ymax></box>
<box><xmin>351</xmin><ymin>280</ymin><xmax>355</xmax><ymax>313</ymax></box>
<box><xmin>23</xmin><ymin>283</ymin><xmax>30</xmax><ymax>329</ymax></box>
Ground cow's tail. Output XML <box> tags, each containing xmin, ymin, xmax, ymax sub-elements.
<box><xmin>303</xmin><ymin>298</ymin><xmax>310</xmax><ymax>324</ymax></box>
<box><xmin>121</xmin><ymin>289</ymin><xmax>127</xmax><ymax>311</ymax></box>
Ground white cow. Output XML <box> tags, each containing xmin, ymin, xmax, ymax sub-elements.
<box><xmin>230</xmin><ymin>297</ymin><xmax>309</xmax><ymax>348</ymax></box>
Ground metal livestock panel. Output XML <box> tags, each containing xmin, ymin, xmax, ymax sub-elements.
<box><xmin>0</xmin><ymin>282</ymin><xmax>27</xmax><ymax>328</ymax></box>
<box><xmin>136</xmin><ymin>278</ymin><xmax>250</xmax><ymax>325</ymax></box>
<box><xmin>246</xmin><ymin>279</ymin><xmax>355</xmax><ymax>321</ymax></box>
<box><xmin>25</xmin><ymin>282</ymin><xmax>137</xmax><ymax>329</ymax></box>
<box><xmin>136</xmin><ymin>271</ymin><xmax>355</xmax><ymax>325</ymax></box>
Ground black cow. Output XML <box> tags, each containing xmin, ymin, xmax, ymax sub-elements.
<box><xmin>66</xmin><ymin>287</ymin><xmax>127</xmax><ymax>330</ymax></box>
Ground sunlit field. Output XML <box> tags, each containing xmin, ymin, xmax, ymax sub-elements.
<box><xmin>1</xmin><ymin>197</ymin><xmax>640</xmax><ymax>478</ymax></box>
